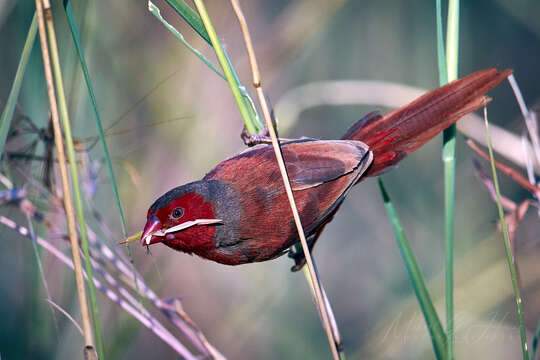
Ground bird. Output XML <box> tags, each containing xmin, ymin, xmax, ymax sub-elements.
<box><xmin>141</xmin><ymin>68</ymin><xmax>511</xmax><ymax>271</ymax></box>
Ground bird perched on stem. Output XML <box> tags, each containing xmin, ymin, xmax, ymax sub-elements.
<box><xmin>141</xmin><ymin>68</ymin><xmax>511</xmax><ymax>271</ymax></box>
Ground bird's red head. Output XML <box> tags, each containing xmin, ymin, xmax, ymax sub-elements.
<box><xmin>141</xmin><ymin>182</ymin><xmax>222</xmax><ymax>253</ymax></box>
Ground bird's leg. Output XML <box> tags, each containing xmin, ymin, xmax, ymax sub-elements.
<box><xmin>288</xmin><ymin>202</ymin><xmax>343</xmax><ymax>272</ymax></box>
<box><xmin>241</xmin><ymin>105</ymin><xmax>296</xmax><ymax>146</ymax></box>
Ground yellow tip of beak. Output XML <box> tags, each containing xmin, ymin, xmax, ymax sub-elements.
<box><xmin>119</xmin><ymin>231</ymin><xmax>142</xmax><ymax>245</ymax></box>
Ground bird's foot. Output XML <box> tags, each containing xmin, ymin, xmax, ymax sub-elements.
<box><xmin>241</xmin><ymin>127</ymin><xmax>272</xmax><ymax>146</ymax></box>
<box><xmin>241</xmin><ymin>126</ymin><xmax>300</xmax><ymax>147</ymax></box>
<box><xmin>288</xmin><ymin>248</ymin><xmax>306</xmax><ymax>272</ymax></box>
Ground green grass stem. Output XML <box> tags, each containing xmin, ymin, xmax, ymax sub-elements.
<box><xmin>445</xmin><ymin>0</ymin><xmax>460</xmax><ymax>83</ymax></box>
<box><xmin>192</xmin><ymin>0</ymin><xmax>263</xmax><ymax>134</ymax></box>
<box><xmin>0</xmin><ymin>14</ymin><xmax>37</xmax><ymax>154</ymax></box>
<box><xmin>26</xmin><ymin>213</ymin><xmax>59</xmax><ymax>333</ymax></box>
<box><xmin>533</xmin><ymin>318</ymin><xmax>540</xmax><ymax>360</ymax></box>
<box><xmin>62</xmin><ymin>0</ymin><xmax>144</xmax><ymax>314</ymax></box>
<box><xmin>441</xmin><ymin>1</ymin><xmax>460</xmax><ymax>358</ymax></box>
<box><xmin>435</xmin><ymin>0</ymin><xmax>447</xmax><ymax>87</ymax></box>
<box><xmin>378</xmin><ymin>179</ymin><xmax>447</xmax><ymax>360</ymax></box>
<box><xmin>222</xmin><ymin>47</ymin><xmax>262</xmax><ymax>129</ymax></box>
<box><xmin>157</xmin><ymin>0</ymin><xmax>262</xmax><ymax>134</ymax></box>
<box><xmin>442</xmin><ymin>133</ymin><xmax>455</xmax><ymax>360</ymax></box>
<box><xmin>483</xmin><ymin>107</ymin><xmax>529</xmax><ymax>360</ymax></box>
<box><xmin>62</xmin><ymin>0</ymin><xmax>124</xmax><ymax>242</ymax></box>
<box><xmin>44</xmin><ymin>5</ymin><xmax>104</xmax><ymax>358</ymax></box>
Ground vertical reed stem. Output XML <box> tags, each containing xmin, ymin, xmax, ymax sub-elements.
<box><xmin>483</xmin><ymin>106</ymin><xmax>529</xmax><ymax>360</ymax></box>
<box><xmin>41</xmin><ymin>0</ymin><xmax>104</xmax><ymax>356</ymax></box>
<box><xmin>34</xmin><ymin>0</ymin><xmax>96</xmax><ymax>357</ymax></box>
<box><xmin>443</xmin><ymin>1</ymin><xmax>460</xmax><ymax>358</ymax></box>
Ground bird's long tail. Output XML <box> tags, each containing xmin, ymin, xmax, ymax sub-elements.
<box><xmin>342</xmin><ymin>68</ymin><xmax>512</xmax><ymax>177</ymax></box>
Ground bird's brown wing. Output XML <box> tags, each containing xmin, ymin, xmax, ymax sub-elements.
<box><xmin>203</xmin><ymin>139</ymin><xmax>373</xmax><ymax>262</ymax></box>
<box><xmin>281</xmin><ymin>140</ymin><xmax>371</xmax><ymax>190</ymax></box>
<box><xmin>205</xmin><ymin>139</ymin><xmax>372</xmax><ymax>190</ymax></box>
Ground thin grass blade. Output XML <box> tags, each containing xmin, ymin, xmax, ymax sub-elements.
<box><xmin>435</xmin><ymin>0</ymin><xmax>447</xmax><ymax>87</ymax></box>
<box><xmin>26</xmin><ymin>213</ymin><xmax>59</xmax><ymax>334</ymax></box>
<box><xmin>0</xmin><ymin>13</ymin><xmax>37</xmax><ymax>154</ymax></box>
<box><xmin>192</xmin><ymin>0</ymin><xmax>262</xmax><ymax>134</ymax></box>
<box><xmin>445</xmin><ymin>0</ymin><xmax>460</xmax><ymax>82</ymax></box>
<box><xmin>62</xmin><ymin>0</ymin><xmax>144</xmax><ymax>314</ymax></box>
<box><xmin>148</xmin><ymin>1</ymin><xmax>224</xmax><ymax>79</ymax></box>
<box><xmin>45</xmin><ymin>299</ymin><xmax>83</xmax><ymax>335</ymax></box>
<box><xmin>62</xmin><ymin>0</ymin><xmax>126</xmax><ymax>239</ymax></box>
<box><xmin>533</xmin><ymin>317</ymin><xmax>540</xmax><ymax>360</ymax></box>
<box><xmin>164</xmin><ymin>0</ymin><xmax>210</xmax><ymax>44</ymax></box>
<box><xmin>378</xmin><ymin>178</ymin><xmax>446</xmax><ymax>360</ymax></box>
<box><xmin>508</xmin><ymin>74</ymin><xmax>540</xmax><ymax>185</ymax></box>
<box><xmin>482</xmin><ymin>107</ymin><xmax>529</xmax><ymax>360</ymax></box>
<box><xmin>156</xmin><ymin>0</ymin><xmax>262</xmax><ymax>133</ymax></box>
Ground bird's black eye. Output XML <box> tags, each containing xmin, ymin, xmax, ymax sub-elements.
<box><xmin>171</xmin><ymin>207</ymin><xmax>184</xmax><ymax>219</ymax></box>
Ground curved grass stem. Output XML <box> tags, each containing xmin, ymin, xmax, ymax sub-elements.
<box><xmin>62</xmin><ymin>0</ymin><xmax>145</xmax><ymax>315</ymax></box>
<box><xmin>483</xmin><ymin>106</ymin><xmax>529</xmax><ymax>360</ymax></box>
<box><xmin>226</xmin><ymin>0</ymin><xmax>341</xmax><ymax>358</ymax></box>
<box><xmin>192</xmin><ymin>0</ymin><xmax>262</xmax><ymax>135</ymax></box>
<box><xmin>378</xmin><ymin>179</ymin><xmax>447</xmax><ymax>359</ymax></box>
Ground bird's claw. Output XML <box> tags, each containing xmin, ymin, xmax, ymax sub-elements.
<box><xmin>241</xmin><ymin>126</ymin><xmax>299</xmax><ymax>147</ymax></box>
<box><xmin>290</xmin><ymin>261</ymin><xmax>306</xmax><ymax>272</ymax></box>
<box><xmin>288</xmin><ymin>248</ymin><xmax>306</xmax><ymax>272</ymax></box>
<box><xmin>240</xmin><ymin>126</ymin><xmax>272</xmax><ymax>146</ymax></box>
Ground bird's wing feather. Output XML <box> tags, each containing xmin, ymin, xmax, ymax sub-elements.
<box><xmin>282</xmin><ymin>141</ymin><xmax>370</xmax><ymax>190</ymax></box>
<box><xmin>204</xmin><ymin>139</ymin><xmax>372</xmax><ymax>191</ymax></box>
<box><xmin>204</xmin><ymin>139</ymin><xmax>373</xmax><ymax>262</ymax></box>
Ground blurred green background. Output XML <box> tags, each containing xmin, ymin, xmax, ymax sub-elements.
<box><xmin>1</xmin><ymin>0</ymin><xmax>540</xmax><ymax>359</ymax></box>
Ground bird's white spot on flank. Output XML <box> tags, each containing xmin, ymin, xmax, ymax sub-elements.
<box><xmin>145</xmin><ymin>235</ymin><xmax>152</xmax><ymax>245</ymax></box>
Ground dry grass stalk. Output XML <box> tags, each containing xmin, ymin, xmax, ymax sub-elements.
<box><xmin>472</xmin><ymin>160</ymin><xmax>531</xmax><ymax>286</ymax></box>
<box><xmin>34</xmin><ymin>0</ymin><xmax>96</xmax><ymax>357</ymax></box>
<box><xmin>467</xmin><ymin>139</ymin><xmax>540</xmax><ymax>198</ymax></box>
<box><xmin>228</xmin><ymin>1</ymin><xmax>340</xmax><ymax>358</ymax></box>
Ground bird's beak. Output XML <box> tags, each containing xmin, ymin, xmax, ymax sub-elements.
<box><xmin>140</xmin><ymin>216</ymin><xmax>223</xmax><ymax>247</ymax></box>
<box><xmin>141</xmin><ymin>215</ymin><xmax>162</xmax><ymax>246</ymax></box>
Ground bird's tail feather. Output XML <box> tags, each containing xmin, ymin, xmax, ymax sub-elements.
<box><xmin>342</xmin><ymin>68</ymin><xmax>512</xmax><ymax>177</ymax></box>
